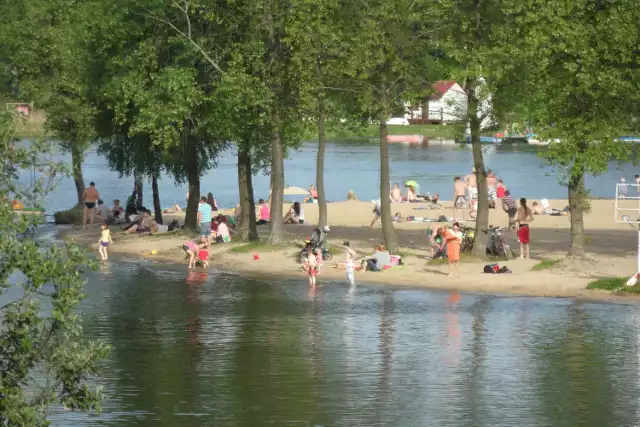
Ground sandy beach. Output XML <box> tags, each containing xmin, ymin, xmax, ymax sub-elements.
<box><xmin>59</xmin><ymin>198</ymin><xmax>640</xmax><ymax>301</ymax></box>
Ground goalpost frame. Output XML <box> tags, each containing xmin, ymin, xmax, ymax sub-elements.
<box><xmin>614</xmin><ymin>183</ymin><xmax>640</xmax><ymax>273</ymax></box>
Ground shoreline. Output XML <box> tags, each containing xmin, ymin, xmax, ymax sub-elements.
<box><xmin>57</xmin><ymin>199</ymin><xmax>640</xmax><ymax>303</ymax></box>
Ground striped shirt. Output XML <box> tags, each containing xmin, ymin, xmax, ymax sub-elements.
<box><xmin>502</xmin><ymin>195</ymin><xmax>517</xmax><ymax>210</ymax></box>
<box><xmin>198</xmin><ymin>202</ymin><xmax>213</xmax><ymax>223</ymax></box>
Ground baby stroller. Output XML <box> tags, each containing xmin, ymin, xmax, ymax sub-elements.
<box><xmin>299</xmin><ymin>226</ymin><xmax>333</xmax><ymax>263</ymax></box>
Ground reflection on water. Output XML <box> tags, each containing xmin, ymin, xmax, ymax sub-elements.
<box><xmin>49</xmin><ymin>264</ymin><xmax>640</xmax><ymax>426</ymax></box>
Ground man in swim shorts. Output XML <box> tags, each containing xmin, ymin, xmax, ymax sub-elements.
<box><xmin>82</xmin><ymin>182</ymin><xmax>100</xmax><ymax>230</ymax></box>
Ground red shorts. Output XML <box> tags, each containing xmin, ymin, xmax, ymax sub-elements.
<box><xmin>518</xmin><ymin>225</ymin><xmax>530</xmax><ymax>244</ymax></box>
<box><xmin>309</xmin><ymin>268</ymin><xmax>317</xmax><ymax>277</ymax></box>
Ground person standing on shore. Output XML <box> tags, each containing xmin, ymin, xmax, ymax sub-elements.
<box><xmin>444</xmin><ymin>222</ymin><xmax>463</xmax><ymax>277</ymax></box>
<box><xmin>496</xmin><ymin>179</ymin><xmax>506</xmax><ymax>199</ymax></box>
<box><xmin>465</xmin><ymin>168</ymin><xmax>477</xmax><ymax>201</ymax></box>
<box><xmin>390</xmin><ymin>183</ymin><xmax>402</xmax><ymax>202</ymax></box>
<box><xmin>517</xmin><ymin>198</ymin><xmax>534</xmax><ymax>259</ymax></box>
<box><xmin>197</xmin><ymin>196</ymin><xmax>213</xmax><ymax>246</ymax></box>
<box><xmin>453</xmin><ymin>177</ymin><xmax>467</xmax><ymax>220</ymax></box>
<box><xmin>81</xmin><ymin>182</ymin><xmax>100</xmax><ymax>231</ymax></box>
<box><xmin>502</xmin><ymin>190</ymin><xmax>518</xmax><ymax>229</ymax></box>
<box><xmin>486</xmin><ymin>169</ymin><xmax>497</xmax><ymax>202</ymax></box>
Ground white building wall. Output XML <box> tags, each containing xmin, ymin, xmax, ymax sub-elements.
<box><xmin>428</xmin><ymin>89</ymin><xmax>468</xmax><ymax>123</ymax></box>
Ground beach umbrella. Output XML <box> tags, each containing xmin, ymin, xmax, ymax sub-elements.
<box><xmin>283</xmin><ymin>186</ymin><xmax>309</xmax><ymax>195</ymax></box>
<box><xmin>404</xmin><ymin>180</ymin><xmax>418</xmax><ymax>188</ymax></box>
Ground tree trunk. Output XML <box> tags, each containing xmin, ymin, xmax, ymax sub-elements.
<box><xmin>467</xmin><ymin>80</ymin><xmax>489</xmax><ymax>258</ymax></box>
<box><xmin>151</xmin><ymin>174</ymin><xmax>163</xmax><ymax>224</ymax></box>
<box><xmin>316</xmin><ymin>95</ymin><xmax>328</xmax><ymax>229</ymax></box>
<box><xmin>133</xmin><ymin>173</ymin><xmax>143</xmax><ymax>208</ymax></box>
<box><xmin>379</xmin><ymin>99</ymin><xmax>399</xmax><ymax>253</ymax></box>
<box><xmin>567</xmin><ymin>166</ymin><xmax>586</xmax><ymax>257</ymax></box>
<box><xmin>70</xmin><ymin>141</ymin><xmax>85</xmax><ymax>208</ymax></box>
<box><xmin>237</xmin><ymin>147</ymin><xmax>259</xmax><ymax>241</ymax></box>
<box><xmin>268</xmin><ymin>108</ymin><xmax>285</xmax><ymax>244</ymax></box>
<box><xmin>184</xmin><ymin>133</ymin><xmax>200</xmax><ymax>231</ymax></box>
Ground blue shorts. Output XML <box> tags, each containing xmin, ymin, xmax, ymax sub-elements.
<box><xmin>200</xmin><ymin>222</ymin><xmax>211</xmax><ymax>236</ymax></box>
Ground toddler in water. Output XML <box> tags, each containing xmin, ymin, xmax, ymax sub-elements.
<box><xmin>98</xmin><ymin>223</ymin><xmax>113</xmax><ymax>261</ymax></box>
<box><xmin>198</xmin><ymin>248</ymin><xmax>210</xmax><ymax>268</ymax></box>
<box><xmin>304</xmin><ymin>246</ymin><xmax>317</xmax><ymax>287</ymax></box>
<box><xmin>344</xmin><ymin>241</ymin><xmax>357</xmax><ymax>285</ymax></box>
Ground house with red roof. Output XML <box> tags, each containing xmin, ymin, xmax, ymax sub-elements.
<box><xmin>406</xmin><ymin>80</ymin><xmax>468</xmax><ymax>123</ymax></box>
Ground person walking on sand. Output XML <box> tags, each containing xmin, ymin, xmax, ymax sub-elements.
<box><xmin>517</xmin><ymin>198</ymin><xmax>534</xmax><ymax>259</ymax></box>
<box><xmin>444</xmin><ymin>222</ymin><xmax>463</xmax><ymax>277</ymax></box>
<box><xmin>453</xmin><ymin>177</ymin><xmax>467</xmax><ymax>220</ymax></box>
<box><xmin>486</xmin><ymin>169</ymin><xmax>497</xmax><ymax>202</ymax></box>
<box><xmin>97</xmin><ymin>223</ymin><xmax>113</xmax><ymax>261</ymax></box>
<box><xmin>501</xmin><ymin>190</ymin><xmax>518</xmax><ymax>229</ymax></box>
<box><xmin>82</xmin><ymin>182</ymin><xmax>100</xmax><ymax>230</ymax></box>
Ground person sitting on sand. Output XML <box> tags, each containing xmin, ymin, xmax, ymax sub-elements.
<box><xmin>347</xmin><ymin>190</ymin><xmax>358</xmax><ymax>201</ymax></box>
<box><xmin>163</xmin><ymin>204</ymin><xmax>182</xmax><ymax>214</ymax></box>
<box><xmin>406</xmin><ymin>185</ymin><xmax>418</xmax><ymax>203</ymax></box>
<box><xmin>303</xmin><ymin>184</ymin><xmax>318</xmax><ymax>203</ymax></box>
<box><xmin>392</xmin><ymin>212</ymin><xmax>403</xmax><ymax>223</ymax></box>
<box><xmin>124</xmin><ymin>211</ymin><xmax>153</xmax><ymax>233</ymax></box>
<box><xmin>96</xmin><ymin>200</ymin><xmax>109</xmax><ymax>220</ymax></box>
<box><xmin>363</xmin><ymin>244</ymin><xmax>391</xmax><ymax>272</ymax></box>
<box><xmin>256</xmin><ymin>199</ymin><xmax>270</xmax><ymax>225</ymax></box>
<box><xmin>390</xmin><ymin>183</ymin><xmax>402</xmax><ymax>203</ymax></box>
<box><xmin>284</xmin><ymin>202</ymin><xmax>304</xmax><ymax>224</ymax></box>
<box><xmin>532</xmin><ymin>201</ymin><xmax>544</xmax><ymax>215</ymax></box>
<box><xmin>214</xmin><ymin>215</ymin><xmax>231</xmax><ymax>243</ymax></box>
<box><xmin>110</xmin><ymin>199</ymin><xmax>125</xmax><ymax>222</ymax></box>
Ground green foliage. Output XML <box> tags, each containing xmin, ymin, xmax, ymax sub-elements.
<box><xmin>586</xmin><ymin>277</ymin><xmax>639</xmax><ymax>293</ymax></box>
<box><xmin>0</xmin><ymin>113</ymin><xmax>108</xmax><ymax>425</ymax></box>
<box><xmin>531</xmin><ymin>258</ymin><xmax>562</xmax><ymax>271</ymax></box>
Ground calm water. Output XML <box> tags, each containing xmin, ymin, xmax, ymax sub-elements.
<box><xmin>48</xmin><ymin>263</ymin><xmax>640</xmax><ymax>427</ymax></box>
<box><xmin>30</xmin><ymin>141</ymin><xmax>637</xmax><ymax>212</ymax></box>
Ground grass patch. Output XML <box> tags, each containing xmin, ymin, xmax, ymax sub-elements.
<box><xmin>229</xmin><ymin>240</ymin><xmax>290</xmax><ymax>253</ymax></box>
<box><xmin>586</xmin><ymin>277</ymin><xmax>640</xmax><ymax>294</ymax></box>
<box><xmin>531</xmin><ymin>258</ymin><xmax>562</xmax><ymax>271</ymax></box>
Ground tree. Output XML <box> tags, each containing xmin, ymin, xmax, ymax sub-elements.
<box><xmin>343</xmin><ymin>0</ymin><xmax>443</xmax><ymax>252</ymax></box>
<box><xmin>0</xmin><ymin>0</ymin><xmax>97</xmax><ymax>208</ymax></box>
<box><xmin>0</xmin><ymin>112</ymin><xmax>108</xmax><ymax>425</ymax></box>
<box><xmin>510</xmin><ymin>0</ymin><xmax>640</xmax><ymax>257</ymax></box>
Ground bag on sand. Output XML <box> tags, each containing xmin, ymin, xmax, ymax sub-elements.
<box><xmin>483</xmin><ymin>264</ymin><xmax>512</xmax><ymax>274</ymax></box>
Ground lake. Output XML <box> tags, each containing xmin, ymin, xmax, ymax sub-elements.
<box><xmin>49</xmin><ymin>262</ymin><xmax>640</xmax><ymax>426</ymax></box>
<box><xmin>30</xmin><ymin>141</ymin><xmax>637</xmax><ymax>212</ymax></box>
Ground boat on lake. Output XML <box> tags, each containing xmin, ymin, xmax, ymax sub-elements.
<box><xmin>386</xmin><ymin>134</ymin><xmax>424</xmax><ymax>144</ymax></box>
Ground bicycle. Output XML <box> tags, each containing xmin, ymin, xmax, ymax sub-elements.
<box><xmin>483</xmin><ymin>225</ymin><xmax>514</xmax><ymax>260</ymax></box>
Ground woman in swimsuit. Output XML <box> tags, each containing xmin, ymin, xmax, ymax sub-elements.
<box><xmin>517</xmin><ymin>198</ymin><xmax>534</xmax><ymax>259</ymax></box>
<box><xmin>82</xmin><ymin>182</ymin><xmax>100</xmax><ymax>230</ymax></box>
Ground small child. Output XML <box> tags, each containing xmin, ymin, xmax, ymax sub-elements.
<box><xmin>197</xmin><ymin>247</ymin><xmax>209</xmax><ymax>268</ymax></box>
<box><xmin>314</xmin><ymin>248</ymin><xmax>323</xmax><ymax>272</ymax></box>
<box><xmin>305</xmin><ymin>246</ymin><xmax>317</xmax><ymax>287</ymax></box>
<box><xmin>98</xmin><ymin>223</ymin><xmax>113</xmax><ymax>261</ymax></box>
<box><xmin>345</xmin><ymin>258</ymin><xmax>355</xmax><ymax>286</ymax></box>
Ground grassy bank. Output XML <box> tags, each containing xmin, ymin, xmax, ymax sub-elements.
<box><xmin>586</xmin><ymin>277</ymin><xmax>640</xmax><ymax>294</ymax></box>
<box><xmin>308</xmin><ymin>123</ymin><xmax>467</xmax><ymax>141</ymax></box>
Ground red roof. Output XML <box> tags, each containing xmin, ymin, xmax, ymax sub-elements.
<box><xmin>430</xmin><ymin>81</ymin><xmax>465</xmax><ymax>100</ymax></box>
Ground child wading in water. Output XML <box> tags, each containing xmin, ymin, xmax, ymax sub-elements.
<box><xmin>344</xmin><ymin>241</ymin><xmax>357</xmax><ymax>286</ymax></box>
<box><xmin>303</xmin><ymin>246</ymin><xmax>317</xmax><ymax>287</ymax></box>
<box><xmin>98</xmin><ymin>223</ymin><xmax>113</xmax><ymax>261</ymax></box>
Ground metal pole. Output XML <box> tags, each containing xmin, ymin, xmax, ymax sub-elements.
<box><xmin>637</xmin><ymin>228</ymin><xmax>640</xmax><ymax>274</ymax></box>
